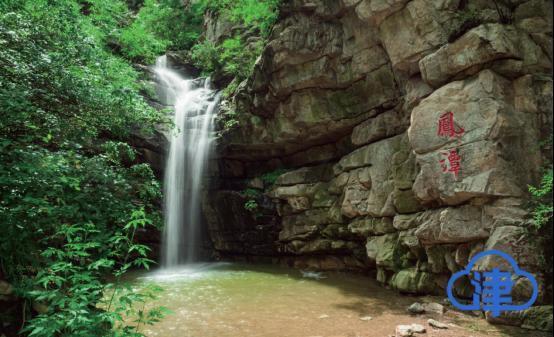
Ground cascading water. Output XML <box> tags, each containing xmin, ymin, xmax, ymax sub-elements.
<box><xmin>154</xmin><ymin>56</ymin><xmax>219</xmax><ymax>267</ymax></box>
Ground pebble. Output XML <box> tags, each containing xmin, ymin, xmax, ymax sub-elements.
<box><xmin>424</xmin><ymin>302</ymin><xmax>445</xmax><ymax>315</ymax></box>
<box><xmin>407</xmin><ymin>303</ymin><xmax>425</xmax><ymax>314</ymax></box>
<box><xmin>428</xmin><ymin>319</ymin><xmax>449</xmax><ymax>329</ymax></box>
<box><xmin>395</xmin><ymin>324</ymin><xmax>427</xmax><ymax>337</ymax></box>
<box><xmin>359</xmin><ymin>316</ymin><xmax>373</xmax><ymax>321</ymax></box>
<box><xmin>395</xmin><ymin>325</ymin><xmax>414</xmax><ymax>337</ymax></box>
<box><xmin>301</xmin><ymin>271</ymin><xmax>327</xmax><ymax>280</ymax></box>
<box><xmin>318</xmin><ymin>314</ymin><xmax>329</xmax><ymax>319</ymax></box>
<box><xmin>407</xmin><ymin>302</ymin><xmax>445</xmax><ymax>315</ymax></box>
<box><xmin>411</xmin><ymin>324</ymin><xmax>426</xmax><ymax>333</ymax></box>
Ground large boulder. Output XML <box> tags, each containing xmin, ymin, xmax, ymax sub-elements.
<box><xmin>366</xmin><ymin>233</ymin><xmax>410</xmax><ymax>270</ymax></box>
<box><xmin>274</xmin><ymin>164</ymin><xmax>333</xmax><ymax>186</ymax></box>
<box><xmin>279</xmin><ymin>207</ymin><xmax>344</xmax><ymax>242</ymax></box>
<box><xmin>514</xmin><ymin>0</ymin><xmax>553</xmax><ymax>61</ymax></box>
<box><xmin>414</xmin><ymin>205</ymin><xmax>491</xmax><ymax>245</ymax></box>
<box><xmin>270</xmin><ymin>182</ymin><xmax>337</xmax><ymax>212</ymax></box>
<box><xmin>378</xmin><ymin>0</ymin><xmax>458</xmax><ymax>75</ymax></box>
<box><xmin>476</xmin><ymin>225</ymin><xmax>542</xmax><ymax>272</ymax></box>
<box><xmin>353</xmin><ymin>0</ymin><xmax>409</xmax><ymax>27</ymax></box>
<box><xmin>409</xmin><ymin>70</ymin><xmax>542</xmax><ymax>205</ymax></box>
<box><xmin>391</xmin><ymin>134</ymin><xmax>423</xmax><ymax>214</ymax></box>
<box><xmin>420</xmin><ymin>23</ymin><xmax>551</xmax><ymax>87</ymax></box>
<box><xmin>337</xmin><ymin>135</ymin><xmax>404</xmax><ymax>217</ymax></box>
<box><xmin>348</xmin><ymin>217</ymin><xmax>395</xmax><ymax>238</ymax></box>
<box><xmin>351</xmin><ymin>108</ymin><xmax>409</xmax><ymax>147</ymax></box>
<box><xmin>389</xmin><ymin>268</ymin><xmax>440</xmax><ymax>294</ymax></box>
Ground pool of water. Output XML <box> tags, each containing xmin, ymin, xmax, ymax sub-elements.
<box><xmin>128</xmin><ymin>263</ymin><xmax>543</xmax><ymax>337</ymax></box>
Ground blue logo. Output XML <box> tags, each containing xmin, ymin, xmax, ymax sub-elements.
<box><xmin>447</xmin><ymin>250</ymin><xmax>539</xmax><ymax>317</ymax></box>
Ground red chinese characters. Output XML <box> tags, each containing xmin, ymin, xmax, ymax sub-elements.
<box><xmin>440</xmin><ymin>149</ymin><xmax>462</xmax><ymax>178</ymax></box>
<box><xmin>437</xmin><ymin>112</ymin><xmax>464</xmax><ymax>178</ymax></box>
<box><xmin>437</xmin><ymin>111</ymin><xmax>465</xmax><ymax>139</ymax></box>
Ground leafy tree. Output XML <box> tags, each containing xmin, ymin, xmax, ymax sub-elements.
<box><xmin>0</xmin><ymin>0</ymin><xmax>168</xmax><ymax>335</ymax></box>
<box><xmin>118</xmin><ymin>0</ymin><xmax>205</xmax><ymax>62</ymax></box>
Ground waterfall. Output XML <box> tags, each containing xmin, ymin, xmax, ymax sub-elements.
<box><xmin>154</xmin><ymin>56</ymin><xmax>219</xmax><ymax>267</ymax></box>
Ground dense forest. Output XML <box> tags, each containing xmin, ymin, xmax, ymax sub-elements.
<box><xmin>0</xmin><ymin>0</ymin><xmax>280</xmax><ymax>336</ymax></box>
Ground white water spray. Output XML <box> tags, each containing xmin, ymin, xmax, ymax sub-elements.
<box><xmin>154</xmin><ymin>56</ymin><xmax>218</xmax><ymax>267</ymax></box>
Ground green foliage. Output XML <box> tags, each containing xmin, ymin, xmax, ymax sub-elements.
<box><xmin>0</xmin><ymin>0</ymin><xmax>166</xmax><ymax>335</ymax></box>
<box><xmin>190</xmin><ymin>0</ymin><xmax>281</xmax><ymax>84</ymax></box>
<box><xmin>243</xmin><ymin>188</ymin><xmax>261</xmax><ymax>199</ymax></box>
<box><xmin>89</xmin><ymin>0</ymin><xmax>281</xmax><ymax>92</ymax></box>
<box><xmin>529</xmin><ymin>168</ymin><xmax>553</xmax><ymax>230</ymax></box>
<box><xmin>223</xmin><ymin>113</ymin><xmax>240</xmax><ymax>130</ymax></box>
<box><xmin>244</xmin><ymin>199</ymin><xmax>259</xmax><ymax>212</ymax></box>
<box><xmin>198</xmin><ymin>0</ymin><xmax>280</xmax><ymax>38</ymax></box>
<box><xmin>22</xmin><ymin>210</ymin><xmax>169</xmax><ymax>337</ymax></box>
<box><xmin>241</xmin><ymin>168</ymin><xmax>286</xmax><ymax>216</ymax></box>
<box><xmin>190</xmin><ymin>41</ymin><xmax>220</xmax><ymax>75</ymax></box>
<box><xmin>191</xmin><ymin>32</ymin><xmax>265</xmax><ymax>80</ymax></box>
<box><xmin>222</xmin><ymin>79</ymin><xmax>240</xmax><ymax>99</ymax></box>
<box><xmin>528</xmin><ymin>134</ymin><xmax>553</xmax><ymax>231</ymax></box>
<box><xmin>217</xmin><ymin>100</ymin><xmax>241</xmax><ymax>131</ymax></box>
<box><xmin>261</xmin><ymin>169</ymin><xmax>288</xmax><ymax>186</ymax></box>
<box><xmin>118</xmin><ymin>18</ymin><xmax>169</xmax><ymax>63</ymax></box>
<box><xmin>0</xmin><ymin>4</ymin><xmax>163</xmax><ymax>143</ymax></box>
<box><xmin>226</xmin><ymin>0</ymin><xmax>281</xmax><ymax>38</ymax></box>
<box><xmin>220</xmin><ymin>37</ymin><xmax>264</xmax><ymax>79</ymax></box>
<box><xmin>242</xmin><ymin>189</ymin><xmax>261</xmax><ymax>215</ymax></box>
<box><xmin>118</xmin><ymin>0</ymin><xmax>205</xmax><ymax>63</ymax></box>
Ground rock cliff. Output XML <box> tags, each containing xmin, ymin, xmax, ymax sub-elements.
<box><xmin>201</xmin><ymin>0</ymin><xmax>552</xmax><ymax>317</ymax></box>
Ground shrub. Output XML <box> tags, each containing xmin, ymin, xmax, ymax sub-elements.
<box><xmin>529</xmin><ymin>168</ymin><xmax>554</xmax><ymax>230</ymax></box>
<box><xmin>190</xmin><ymin>41</ymin><xmax>220</xmax><ymax>75</ymax></box>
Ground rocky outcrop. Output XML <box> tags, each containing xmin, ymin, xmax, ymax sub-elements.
<box><xmin>203</xmin><ymin>0</ymin><xmax>553</xmax><ymax>329</ymax></box>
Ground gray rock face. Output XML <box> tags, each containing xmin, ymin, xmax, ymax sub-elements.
<box><xmin>409</xmin><ymin>70</ymin><xmax>542</xmax><ymax>206</ymax></box>
<box><xmin>420</xmin><ymin>23</ymin><xmax>551</xmax><ymax>87</ymax></box>
<box><xmin>379</xmin><ymin>0</ymin><xmax>458</xmax><ymax>75</ymax></box>
<box><xmin>219</xmin><ymin>1</ymin><xmax>400</xmax><ymax>161</ymax></box>
<box><xmin>337</xmin><ymin>135</ymin><xmax>405</xmax><ymax>218</ymax></box>
<box><xmin>351</xmin><ymin>108</ymin><xmax>410</xmax><ymax>147</ymax></box>
<box><xmin>203</xmin><ymin>0</ymin><xmax>553</xmax><ymax>324</ymax></box>
<box><xmin>414</xmin><ymin>206</ymin><xmax>491</xmax><ymax>245</ymax></box>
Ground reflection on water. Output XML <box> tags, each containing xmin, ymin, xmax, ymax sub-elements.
<box><xmin>128</xmin><ymin>263</ymin><xmax>541</xmax><ymax>337</ymax></box>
